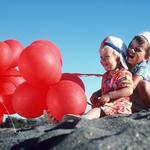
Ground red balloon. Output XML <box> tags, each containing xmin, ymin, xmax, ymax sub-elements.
<box><xmin>46</xmin><ymin>80</ymin><xmax>87</xmax><ymax>121</ymax></box>
<box><xmin>61</xmin><ymin>73</ymin><xmax>85</xmax><ymax>91</ymax></box>
<box><xmin>18</xmin><ymin>44</ymin><xmax>62</xmax><ymax>88</ymax></box>
<box><xmin>4</xmin><ymin>39</ymin><xmax>24</xmax><ymax>68</ymax></box>
<box><xmin>0</xmin><ymin>81</ymin><xmax>16</xmax><ymax>95</ymax></box>
<box><xmin>0</xmin><ymin>68</ymin><xmax>24</xmax><ymax>95</ymax></box>
<box><xmin>31</xmin><ymin>40</ymin><xmax>62</xmax><ymax>66</ymax></box>
<box><xmin>0</xmin><ymin>42</ymin><xmax>13</xmax><ymax>73</ymax></box>
<box><xmin>0</xmin><ymin>95</ymin><xmax>15</xmax><ymax>115</ymax></box>
<box><xmin>0</xmin><ymin>101</ymin><xmax>4</xmax><ymax>125</ymax></box>
<box><xmin>0</xmin><ymin>113</ymin><xmax>3</xmax><ymax>125</ymax></box>
<box><xmin>0</xmin><ymin>67</ymin><xmax>21</xmax><ymax>76</ymax></box>
<box><xmin>12</xmin><ymin>82</ymin><xmax>47</xmax><ymax>119</ymax></box>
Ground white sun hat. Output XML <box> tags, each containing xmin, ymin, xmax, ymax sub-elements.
<box><xmin>100</xmin><ymin>36</ymin><xmax>128</xmax><ymax>69</ymax></box>
<box><xmin>138</xmin><ymin>31</ymin><xmax>150</xmax><ymax>45</ymax></box>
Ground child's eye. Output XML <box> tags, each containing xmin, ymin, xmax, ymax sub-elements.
<box><xmin>128</xmin><ymin>45</ymin><xmax>143</xmax><ymax>53</ymax></box>
<box><xmin>134</xmin><ymin>48</ymin><xmax>142</xmax><ymax>52</ymax></box>
<box><xmin>100</xmin><ymin>56</ymin><xmax>110</xmax><ymax>61</ymax></box>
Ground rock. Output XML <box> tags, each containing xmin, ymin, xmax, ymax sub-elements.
<box><xmin>1</xmin><ymin>110</ymin><xmax>150</xmax><ymax>150</ymax></box>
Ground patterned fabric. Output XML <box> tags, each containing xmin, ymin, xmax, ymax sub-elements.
<box><xmin>131</xmin><ymin>59</ymin><xmax>150</xmax><ymax>81</ymax></box>
<box><xmin>101</xmin><ymin>68</ymin><xmax>133</xmax><ymax>115</ymax></box>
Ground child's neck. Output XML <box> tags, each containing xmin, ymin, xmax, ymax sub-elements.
<box><xmin>109</xmin><ymin>68</ymin><xmax>120</xmax><ymax>74</ymax></box>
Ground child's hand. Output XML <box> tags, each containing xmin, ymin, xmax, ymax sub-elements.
<box><xmin>98</xmin><ymin>94</ymin><xmax>110</xmax><ymax>106</ymax></box>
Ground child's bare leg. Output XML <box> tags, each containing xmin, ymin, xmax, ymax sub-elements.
<box><xmin>137</xmin><ymin>80</ymin><xmax>150</xmax><ymax>106</ymax></box>
<box><xmin>83</xmin><ymin>107</ymin><xmax>101</xmax><ymax>120</ymax></box>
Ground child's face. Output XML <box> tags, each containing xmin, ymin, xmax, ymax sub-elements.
<box><xmin>127</xmin><ymin>39</ymin><xmax>148</xmax><ymax>67</ymax></box>
<box><xmin>100</xmin><ymin>47</ymin><xmax>118</xmax><ymax>71</ymax></box>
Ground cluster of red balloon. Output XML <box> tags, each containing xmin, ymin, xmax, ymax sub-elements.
<box><xmin>0</xmin><ymin>39</ymin><xmax>87</xmax><ymax>123</ymax></box>
<box><xmin>0</xmin><ymin>40</ymin><xmax>24</xmax><ymax>124</ymax></box>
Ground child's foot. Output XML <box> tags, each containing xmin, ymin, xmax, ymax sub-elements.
<box><xmin>62</xmin><ymin>114</ymin><xmax>81</xmax><ymax>121</ymax></box>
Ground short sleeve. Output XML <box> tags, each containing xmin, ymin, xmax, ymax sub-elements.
<box><xmin>131</xmin><ymin>61</ymin><xmax>148</xmax><ymax>79</ymax></box>
<box><xmin>135</xmin><ymin>66</ymin><xmax>148</xmax><ymax>79</ymax></box>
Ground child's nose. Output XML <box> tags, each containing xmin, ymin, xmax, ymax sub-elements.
<box><xmin>128</xmin><ymin>48</ymin><xmax>135</xmax><ymax>54</ymax></box>
<box><xmin>130</xmin><ymin>48</ymin><xmax>135</xmax><ymax>53</ymax></box>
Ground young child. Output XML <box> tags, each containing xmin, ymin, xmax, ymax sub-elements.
<box><xmin>64</xmin><ymin>36</ymin><xmax>133</xmax><ymax>120</ymax></box>
<box><xmin>127</xmin><ymin>31</ymin><xmax>150</xmax><ymax>112</ymax></box>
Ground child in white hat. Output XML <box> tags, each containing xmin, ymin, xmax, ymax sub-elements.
<box><xmin>64</xmin><ymin>36</ymin><xmax>133</xmax><ymax>120</ymax></box>
<box><xmin>127</xmin><ymin>31</ymin><xmax>150</xmax><ymax>112</ymax></box>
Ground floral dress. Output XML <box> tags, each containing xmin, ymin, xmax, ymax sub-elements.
<box><xmin>101</xmin><ymin>68</ymin><xmax>133</xmax><ymax>115</ymax></box>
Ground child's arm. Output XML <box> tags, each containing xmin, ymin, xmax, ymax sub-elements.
<box><xmin>131</xmin><ymin>62</ymin><xmax>148</xmax><ymax>89</ymax></box>
<box><xmin>99</xmin><ymin>69</ymin><xmax>134</xmax><ymax>105</ymax></box>
<box><xmin>108</xmin><ymin>86</ymin><xmax>133</xmax><ymax>100</ymax></box>
<box><xmin>98</xmin><ymin>86</ymin><xmax>133</xmax><ymax>106</ymax></box>
<box><xmin>132</xmin><ymin>75</ymin><xmax>143</xmax><ymax>89</ymax></box>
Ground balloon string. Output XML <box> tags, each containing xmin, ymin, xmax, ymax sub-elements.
<box><xmin>64</xmin><ymin>73</ymin><xmax>103</xmax><ymax>77</ymax></box>
<box><xmin>0</xmin><ymin>73</ymin><xmax>103</xmax><ymax>78</ymax></box>
<box><xmin>0</xmin><ymin>101</ymin><xmax>27</xmax><ymax>139</ymax></box>
<box><xmin>87</xmin><ymin>101</ymin><xmax>92</xmax><ymax>105</ymax></box>
<box><xmin>0</xmin><ymin>101</ymin><xmax>17</xmax><ymax>133</ymax></box>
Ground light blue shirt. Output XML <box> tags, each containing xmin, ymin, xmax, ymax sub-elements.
<box><xmin>130</xmin><ymin>59</ymin><xmax>150</xmax><ymax>81</ymax></box>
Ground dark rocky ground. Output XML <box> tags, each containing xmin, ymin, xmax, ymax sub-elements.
<box><xmin>1</xmin><ymin>110</ymin><xmax>150</xmax><ymax>150</ymax></box>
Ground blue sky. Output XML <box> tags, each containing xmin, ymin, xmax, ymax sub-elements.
<box><xmin>0</xmin><ymin>0</ymin><xmax>150</xmax><ymax>112</ymax></box>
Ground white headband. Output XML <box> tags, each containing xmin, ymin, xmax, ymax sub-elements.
<box><xmin>139</xmin><ymin>31</ymin><xmax>150</xmax><ymax>45</ymax></box>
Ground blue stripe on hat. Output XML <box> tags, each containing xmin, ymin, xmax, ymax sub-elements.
<box><xmin>104</xmin><ymin>42</ymin><xmax>121</xmax><ymax>54</ymax></box>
